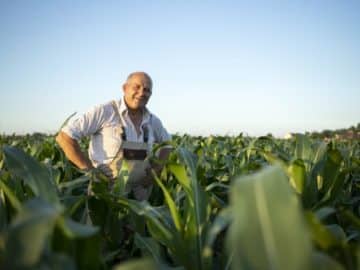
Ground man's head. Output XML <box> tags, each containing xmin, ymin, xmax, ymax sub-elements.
<box><xmin>123</xmin><ymin>71</ymin><xmax>153</xmax><ymax>111</ymax></box>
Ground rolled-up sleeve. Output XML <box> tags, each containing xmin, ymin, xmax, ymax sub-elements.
<box><xmin>61</xmin><ymin>105</ymin><xmax>106</xmax><ymax>141</ymax></box>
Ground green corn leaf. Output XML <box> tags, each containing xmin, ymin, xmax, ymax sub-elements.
<box><xmin>203</xmin><ymin>207</ymin><xmax>232</xmax><ymax>261</ymax></box>
<box><xmin>0</xmin><ymin>180</ymin><xmax>22</xmax><ymax>212</ymax></box>
<box><xmin>135</xmin><ymin>233</ymin><xmax>164</xmax><ymax>266</ymax></box>
<box><xmin>337</xmin><ymin>209</ymin><xmax>360</xmax><ymax>230</ymax></box>
<box><xmin>228</xmin><ymin>165</ymin><xmax>312</xmax><ymax>270</ymax></box>
<box><xmin>3</xmin><ymin>146</ymin><xmax>59</xmax><ymax>205</ymax></box>
<box><xmin>312</xmin><ymin>141</ymin><xmax>328</xmax><ymax>164</ymax></box>
<box><xmin>58</xmin><ymin>217</ymin><xmax>99</xmax><ymax>238</ymax></box>
<box><xmin>74</xmin><ymin>234</ymin><xmax>102</xmax><ymax>270</ymax></box>
<box><xmin>288</xmin><ymin>159</ymin><xmax>306</xmax><ymax>194</ymax></box>
<box><xmin>38</xmin><ymin>253</ymin><xmax>76</xmax><ymax>270</ymax></box>
<box><xmin>0</xmin><ymin>189</ymin><xmax>9</xmax><ymax>231</ymax></box>
<box><xmin>168</xmin><ymin>164</ymin><xmax>191</xmax><ymax>192</ymax></box>
<box><xmin>314</xmin><ymin>149</ymin><xmax>344</xmax><ymax>208</ymax></box>
<box><xmin>134</xmin><ymin>233</ymin><xmax>185</xmax><ymax>270</ymax></box>
<box><xmin>295</xmin><ymin>134</ymin><xmax>312</xmax><ymax>165</ymax></box>
<box><xmin>315</xmin><ymin>207</ymin><xmax>336</xmax><ymax>221</ymax></box>
<box><xmin>311</xmin><ymin>251</ymin><xmax>345</xmax><ymax>270</ymax></box>
<box><xmin>113</xmin><ymin>257</ymin><xmax>157</xmax><ymax>270</ymax></box>
<box><xmin>117</xmin><ymin>198</ymin><xmax>174</xmax><ymax>248</ymax></box>
<box><xmin>3</xmin><ymin>198</ymin><xmax>62</xmax><ymax>269</ymax></box>
<box><xmin>153</xmin><ymin>171</ymin><xmax>183</xmax><ymax>234</ymax></box>
<box><xmin>305</xmin><ymin>212</ymin><xmax>339</xmax><ymax>249</ymax></box>
<box><xmin>175</xmin><ymin>147</ymin><xmax>210</xmax><ymax>270</ymax></box>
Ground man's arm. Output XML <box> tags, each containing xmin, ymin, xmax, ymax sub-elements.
<box><xmin>55</xmin><ymin>131</ymin><xmax>93</xmax><ymax>170</ymax></box>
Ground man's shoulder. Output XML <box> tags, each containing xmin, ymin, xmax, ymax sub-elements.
<box><xmin>95</xmin><ymin>100</ymin><xmax>115</xmax><ymax>110</ymax></box>
<box><xmin>148</xmin><ymin>112</ymin><xmax>164</xmax><ymax>127</ymax></box>
<box><xmin>87</xmin><ymin>100</ymin><xmax>116</xmax><ymax>115</ymax></box>
<box><xmin>147</xmin><ymin>111</ymin><xmax>171</xmax><ymax>140</ymax></box>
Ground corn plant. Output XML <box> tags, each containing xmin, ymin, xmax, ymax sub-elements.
<box><xmin>0</xmin><ymin>133</ymin><xmax>359</xmax><ymax>269</ymax></box>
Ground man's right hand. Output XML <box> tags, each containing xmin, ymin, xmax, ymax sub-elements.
<box><xmin>96</xmin><ymin>164</ymin><xmax>114</xmax><ymax>179</ymax></box>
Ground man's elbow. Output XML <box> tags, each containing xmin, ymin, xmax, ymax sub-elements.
<box><xmin>55</xmin><ymin>132</ymin><xmax>64</xmax><ymax>145</ymax></box>
<box><xmin>56</xmin><ymin>131</ymin><xmax>72</xmax><ymax>149</ymax></box>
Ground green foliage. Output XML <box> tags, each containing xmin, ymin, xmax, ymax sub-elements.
<box><xmin>228</xmin><ymin>165</ymin><xmax>312</xmax><ymax>270</ymax></box>
<box><xmin>0</xmin><ymin>133</ymin><xmax>359</xmax><ymax>269</ymax></box>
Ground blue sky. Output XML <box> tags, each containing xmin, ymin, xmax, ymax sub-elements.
<box><xmin>1</xmin><ymin>1</ymin><xmax>359</xmax><ymax>137</ymax></box>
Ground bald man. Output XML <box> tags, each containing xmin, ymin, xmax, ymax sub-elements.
<box><xmin>56</xmin><ymin>72</ymin><xmax>171</xmax><ymax>200</ymax></box>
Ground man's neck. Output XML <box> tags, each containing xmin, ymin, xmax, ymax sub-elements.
<box><xmin>128</xmin><ymin>108</ymin><xmax>143</xmax><ymax>117</ymax></box>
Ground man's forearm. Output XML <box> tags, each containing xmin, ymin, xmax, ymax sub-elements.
<box><xmin>56</xmin><ymin>131</ymin><xmax>93</xmax><ymax>170</ymax></box>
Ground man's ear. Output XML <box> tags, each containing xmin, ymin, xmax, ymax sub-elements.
<box><xmin>122</xmin><ymin>83</ymin><xmax>127</xmax><ymax>92</ymax></box>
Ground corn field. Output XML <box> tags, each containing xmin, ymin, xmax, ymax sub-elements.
<box><xmin>0</xmin><ymin>133</ymin><xmax>359</xmax><ymax>270</ymax></box>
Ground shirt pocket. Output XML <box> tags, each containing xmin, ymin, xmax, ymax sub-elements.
<box><xmin>101</xmin><ymin>124</ymin><xmax>122</xmax><ymax>158</ymax></box>
<box><xmin>112</xmin><ymin>125</ymin><xmax>124</xmax><ymax>139</ymax></box>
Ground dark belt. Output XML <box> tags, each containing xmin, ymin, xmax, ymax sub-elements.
<box><xmin>123</xmin><ymin>148</ymin><xmax>147</xmax><ymax>160</ymax></box>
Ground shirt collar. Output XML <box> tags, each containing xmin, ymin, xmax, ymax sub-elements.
<box><xmin>118</xmin><ymin>98</ymin><xmax>151</xmax><ymax>122</ymax></box>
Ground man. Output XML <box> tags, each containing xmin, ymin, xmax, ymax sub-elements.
<box><xmin>56</xmin><ymin>71</ymin><xmax>171</xmax><ymax>200</ymax></box>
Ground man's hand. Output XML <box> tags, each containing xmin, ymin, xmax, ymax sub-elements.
<box><xmin>96</xmin><ymin>164</ymin><xmax>114</xmax><ymax>179</ymax></box>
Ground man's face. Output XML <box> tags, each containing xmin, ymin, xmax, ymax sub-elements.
<box><xmin>123</xmin><ymin>74</ymin><xmax>152</xmax><ymax>110</ymax></box>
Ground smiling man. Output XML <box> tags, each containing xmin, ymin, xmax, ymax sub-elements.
<box><xmin>56</xmin><ymin>71</ymin><xmax>171</xmax><ymax>200</ymax></box>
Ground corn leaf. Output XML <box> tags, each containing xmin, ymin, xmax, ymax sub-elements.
<box><xmin>3</xmin><ymin>146</ymin><xmax>59</xmax><ymax>205</ymax></box>
<box><xmin>228</xmin><ymin>165</ymin><xmax>312</xmax><ymax>270</ymax></box>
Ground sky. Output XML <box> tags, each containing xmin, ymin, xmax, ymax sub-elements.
<box><xmin>0</xmin><ymin>1</ymin><xmax>359</xmax><ymax>137</ymax></box>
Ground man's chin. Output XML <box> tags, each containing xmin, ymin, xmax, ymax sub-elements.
<box><xmin>129</xmin><ymin>103</ymin><xmax>146</xmax><ymax>110</ymax></box>
<box><xmin>136</xmin><ymin>101</ymin><xmax>147</xmax><ymax>108</ymax></box>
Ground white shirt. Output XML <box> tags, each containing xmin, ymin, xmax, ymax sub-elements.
<box><xmin>61</xmin><ymin>99</ymin><xmax>171</xmax><ymax>167</ymax></box>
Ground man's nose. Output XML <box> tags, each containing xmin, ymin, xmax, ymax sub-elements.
<box><xmin>138</xmin><ymin>87</ymin><xmax>151</xmax><ymax>96</ymax></box>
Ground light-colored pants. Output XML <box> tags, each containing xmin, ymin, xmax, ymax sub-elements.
<box><xmin>98</xmin><ymin>158</ymin><xmax>152</xmax><ymax>201</ymax></box>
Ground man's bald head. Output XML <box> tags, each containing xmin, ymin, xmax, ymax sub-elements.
<box><xmin>123</xmin><ymin>71</ymin><xmax>153</xmax><ymax>110</ymax></box>
<box><xmin>126</xmin><ymin>72</ymin><xmax>153</xmax><ymax>89</ymax></box>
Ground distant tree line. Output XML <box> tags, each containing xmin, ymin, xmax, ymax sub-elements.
<box><xmin>306</xmin><ymin>123</ymin><xmax>360</xmax><ymax>140</ymax></box>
